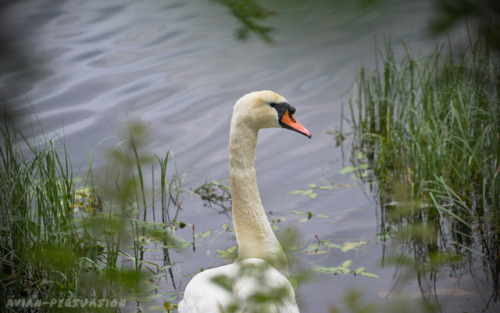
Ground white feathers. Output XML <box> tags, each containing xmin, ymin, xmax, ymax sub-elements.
<box><xmin>178</xmin><ymin>91</ymin><xmax>300</xmax><ymax>313</ymax></box>
<box><xmin>178</xmin><ymin>259</ymin><xmax>299</xmax><ymax>313</ymax></box>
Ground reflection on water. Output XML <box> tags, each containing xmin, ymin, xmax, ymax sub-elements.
<box><xmin>2</xmin><ymin>0</ymin><xmax>497</xmax><ymax>312</ymax></box>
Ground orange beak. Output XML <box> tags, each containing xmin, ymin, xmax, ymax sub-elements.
<box><xmin>280</xmin><ymin>110</ymin><xmax>311</xmax><ymax>138</ymax></box>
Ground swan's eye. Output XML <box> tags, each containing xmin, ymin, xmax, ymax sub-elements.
<box><xmin>268</xmin><ymin>102</ymin><xmax>295</xmax><ymax>114</ymax></box>
<box><xmin>269</xmin><ymin>102</ymin><xmax>298</xmax><ymax>127</ymax></box>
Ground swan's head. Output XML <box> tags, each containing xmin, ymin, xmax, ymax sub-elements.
<box><xmin>233</xmin><ymin>90</ymin><xmax>311</xmax><ymax>138</ymax></box>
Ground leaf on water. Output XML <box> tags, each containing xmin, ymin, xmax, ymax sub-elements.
<box><xmin>314</xmin><ymin>265</ymin><xmax>350</xmax><ymax>275</ymax></box>
<box><xmin>309</xmin><ymin>183</ymin><xmax>317</xmax><ymax>189</ymax></box>
<box><xmin>290</xmin><ymin>190</ymin><xmax>306</xmax><ymax>194</ymax></box>
<box><xmin>164</xmin><ymin>295</ymin><xmax>177</xmax><ymax>302</ymax></box>
<box><xmin>329</xmin><ymin>243</ymin><xmax>343</xmax><ymax>250</ymax></box>
<box><xmin>313</xmin><ymin>262</ymin><xmax>379</xmax><ymax>278</ymax></box>
<box><xmin>145</xmin><ymin>293</ymin><xmax>163</xmax><ymax>300</ymax></box>
<box><xmin>309</xmin><ymin>192</ymin><xmax>318</xmax><ymax>199</ymax></box>
<box><xmin>317</xmin><ymin>214</ymin><xmax>331</xmax><ymax>219</ymax></box>
<box><xmin>358</xmin><ymin>271</ymin><xmax>379</xmax><ymax>279</ymax></box>
<box><xmin>340</xmin><ymin>241</ymin><xmax>369</xmax><ymax>252</ymax></box>
<box><xmin>306</xmin><ymin>243</ymin><xmax>320</xmax><ymax>252</ymax></box>
<box><xmin>339</xmin><ymin>165</ymin><xmax>358</xmax><ymax>175</ymax></box>
<box><xmin>216</xmin><ymin>245</ymin><xmax>238</xmax><ymax>260</ymax></box>
<box><xmin>312</xmin><ymin>266</ymin><xmax>338</xmax><ymax>274</ymax></box>
<box><xmin>291</xmin><ymin>210</ymin><xmax>306</xmax><ymax>215</ymax></box>
<box><xmin>197</xmin><ymin>230</ymin><xmax>214</xmax><ymax>238</ymax></box>
<box><xmin>319</xmin><ymin>184</ymin><xmax>336</xmax><ymax>190</ymax></box>
<box><xmin>303</xmin><ymin>189</ymin><xmax>313</xmax><ymax>195</ymax></box>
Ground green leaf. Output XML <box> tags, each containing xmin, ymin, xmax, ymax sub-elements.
<box><xmin>145</xmin><ymin>293</ymin><xmax>163</xmax><ymax>300</ymax></box>
<box><xmin>216</xmin><ymin>245</ymin><xmax>237</xmax><ymax>260</ymax></box>
<box><xmin>163</xmin><ymin>295</ymin><xmax>178</xmax><ymax>302</ymax></box>
<box><xmin>197</xmin><ymin>229</ymin><xmax>213</xmax><ymax>238</ymax></box>
<box><xmin>319</xmin><ymin>185</ymin><xmax>336</xmax><ymax>190</ymax></box>
<box><xmin>336</xmin><ymin>241</ymin><xmax>369</xmax><ymax>252</ymax></box>
<box><xmin>330</xmin><ymin>243</ymin><xmax>343</xmax><ymax>250</ymax></box>
<box><xmin>312</xmin><ymin>266</ymin><xmax>339</xmax><ymax>274</ymax></box>
<box><xmin>306</xmin><ymin>243</ymin><xmax>321</xmax><ymax>252</ymax></box>
<box><xmin>359</xmin><ymin>163</ymin><xmax>369</xmax><ymax>170</ymax></box>
<box><xmin>358</xmin><ymin>271</ymin><xmax>380</xmax><ymax>279</ymax></box>
<box><xmin>291</xmin><ymin>210</ymin><xmax>306</xmax><ymax>215</ymax></box>
<box><xmin>309</xmin><ymin>183</ymin><xmax>317</xmax><ymax>189</ymax></box>
<box><xmin>341</xmin><ymin>260</ymin><xmax>352</xmax><ymax>268</ymax></box>
<box><xmin>303</xmin><ymin>189</ymin><xmax>313</xmax><ymax>195</ymax></box>
<box><xmin>314</xmin><ymin>265</ymin><xmax>350</xmax><ymax>275</ymax></box>
<box><xmin>317</xmin><ymin>214</ymin><xmax>331</xmax><ymax>219</ymax></box>
<box><xmin>290</xmin><ymin>190</ymin><xmax>306</xmax><ymax>194</ymax></box>
<box><xmin>339</xmin><ymin>165</ymin><xmax>358</xmax><ymax>175</ymax></box>
<box><xmin>309</xmin><ymin>192</ymin><xmax>318</xmax><ymax>199</ymax></box>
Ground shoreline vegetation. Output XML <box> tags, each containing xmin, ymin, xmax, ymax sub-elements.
<box><xmin>346</xmin><ymin>35</ymin><xmax>499</xmax><ymax>308</ymax></box>
<box><xmin>0</xmin><ymin>121</ymin><xmax>185</xmax><ymax>312</ymax></box>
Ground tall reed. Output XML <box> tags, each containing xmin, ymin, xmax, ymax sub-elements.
<box><xmin>0</xmin><ymin>121</ymin><xmax>184</xmax><ymax>312</ymax></box>
<box><xmin>348</xmin><ymin>37</ymin><xmax>499</xmax><ymax>303</ymax></box>
<box><xmin>350</xmin><ymin>37</ymin><xmax>499</xmax><ymax>230</ymax></box>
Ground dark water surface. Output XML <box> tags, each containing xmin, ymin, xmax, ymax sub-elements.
<box><xmin>2</xmin><ymin>0</ymin><xmax>497</xmax><ymax>312</ymax></box>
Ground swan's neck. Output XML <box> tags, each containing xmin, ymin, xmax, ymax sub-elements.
<box><xmin>229</xmin><ymin>118</ymin><xmax>288</xmax><ymax>276</ymax></box>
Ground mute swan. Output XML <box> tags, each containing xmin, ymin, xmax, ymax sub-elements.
<box><xmin>178</xmin><ymin>90</ymin><xmax>311</xmax><ymax>313</ymax></box>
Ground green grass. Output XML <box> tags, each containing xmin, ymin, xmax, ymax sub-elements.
<box><xmin>347</xmin><ymin>36</ymin><xmax>500</xmax><ymax>302</ymax></box>
<box><xmin>0</xmin><ymin>121</ymin><xmax>184</xmax><ymax>312</ymax></box>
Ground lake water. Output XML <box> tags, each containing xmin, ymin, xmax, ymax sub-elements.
<box><xmin>1</xmin><ymin>0</ymin><xmax>498</xmax><ymax>312</ymax></box>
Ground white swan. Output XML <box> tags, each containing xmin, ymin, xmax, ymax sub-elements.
<box><xmin>178</xmin><ymin>90</ymin><xmax>311</xmax><ymax>313</ymax></box>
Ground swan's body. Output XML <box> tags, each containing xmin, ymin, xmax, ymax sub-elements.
<box><xmin>178</xmin><ymin>91</ymin><xmax>310</xmax><ymax>313</ymax></box>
